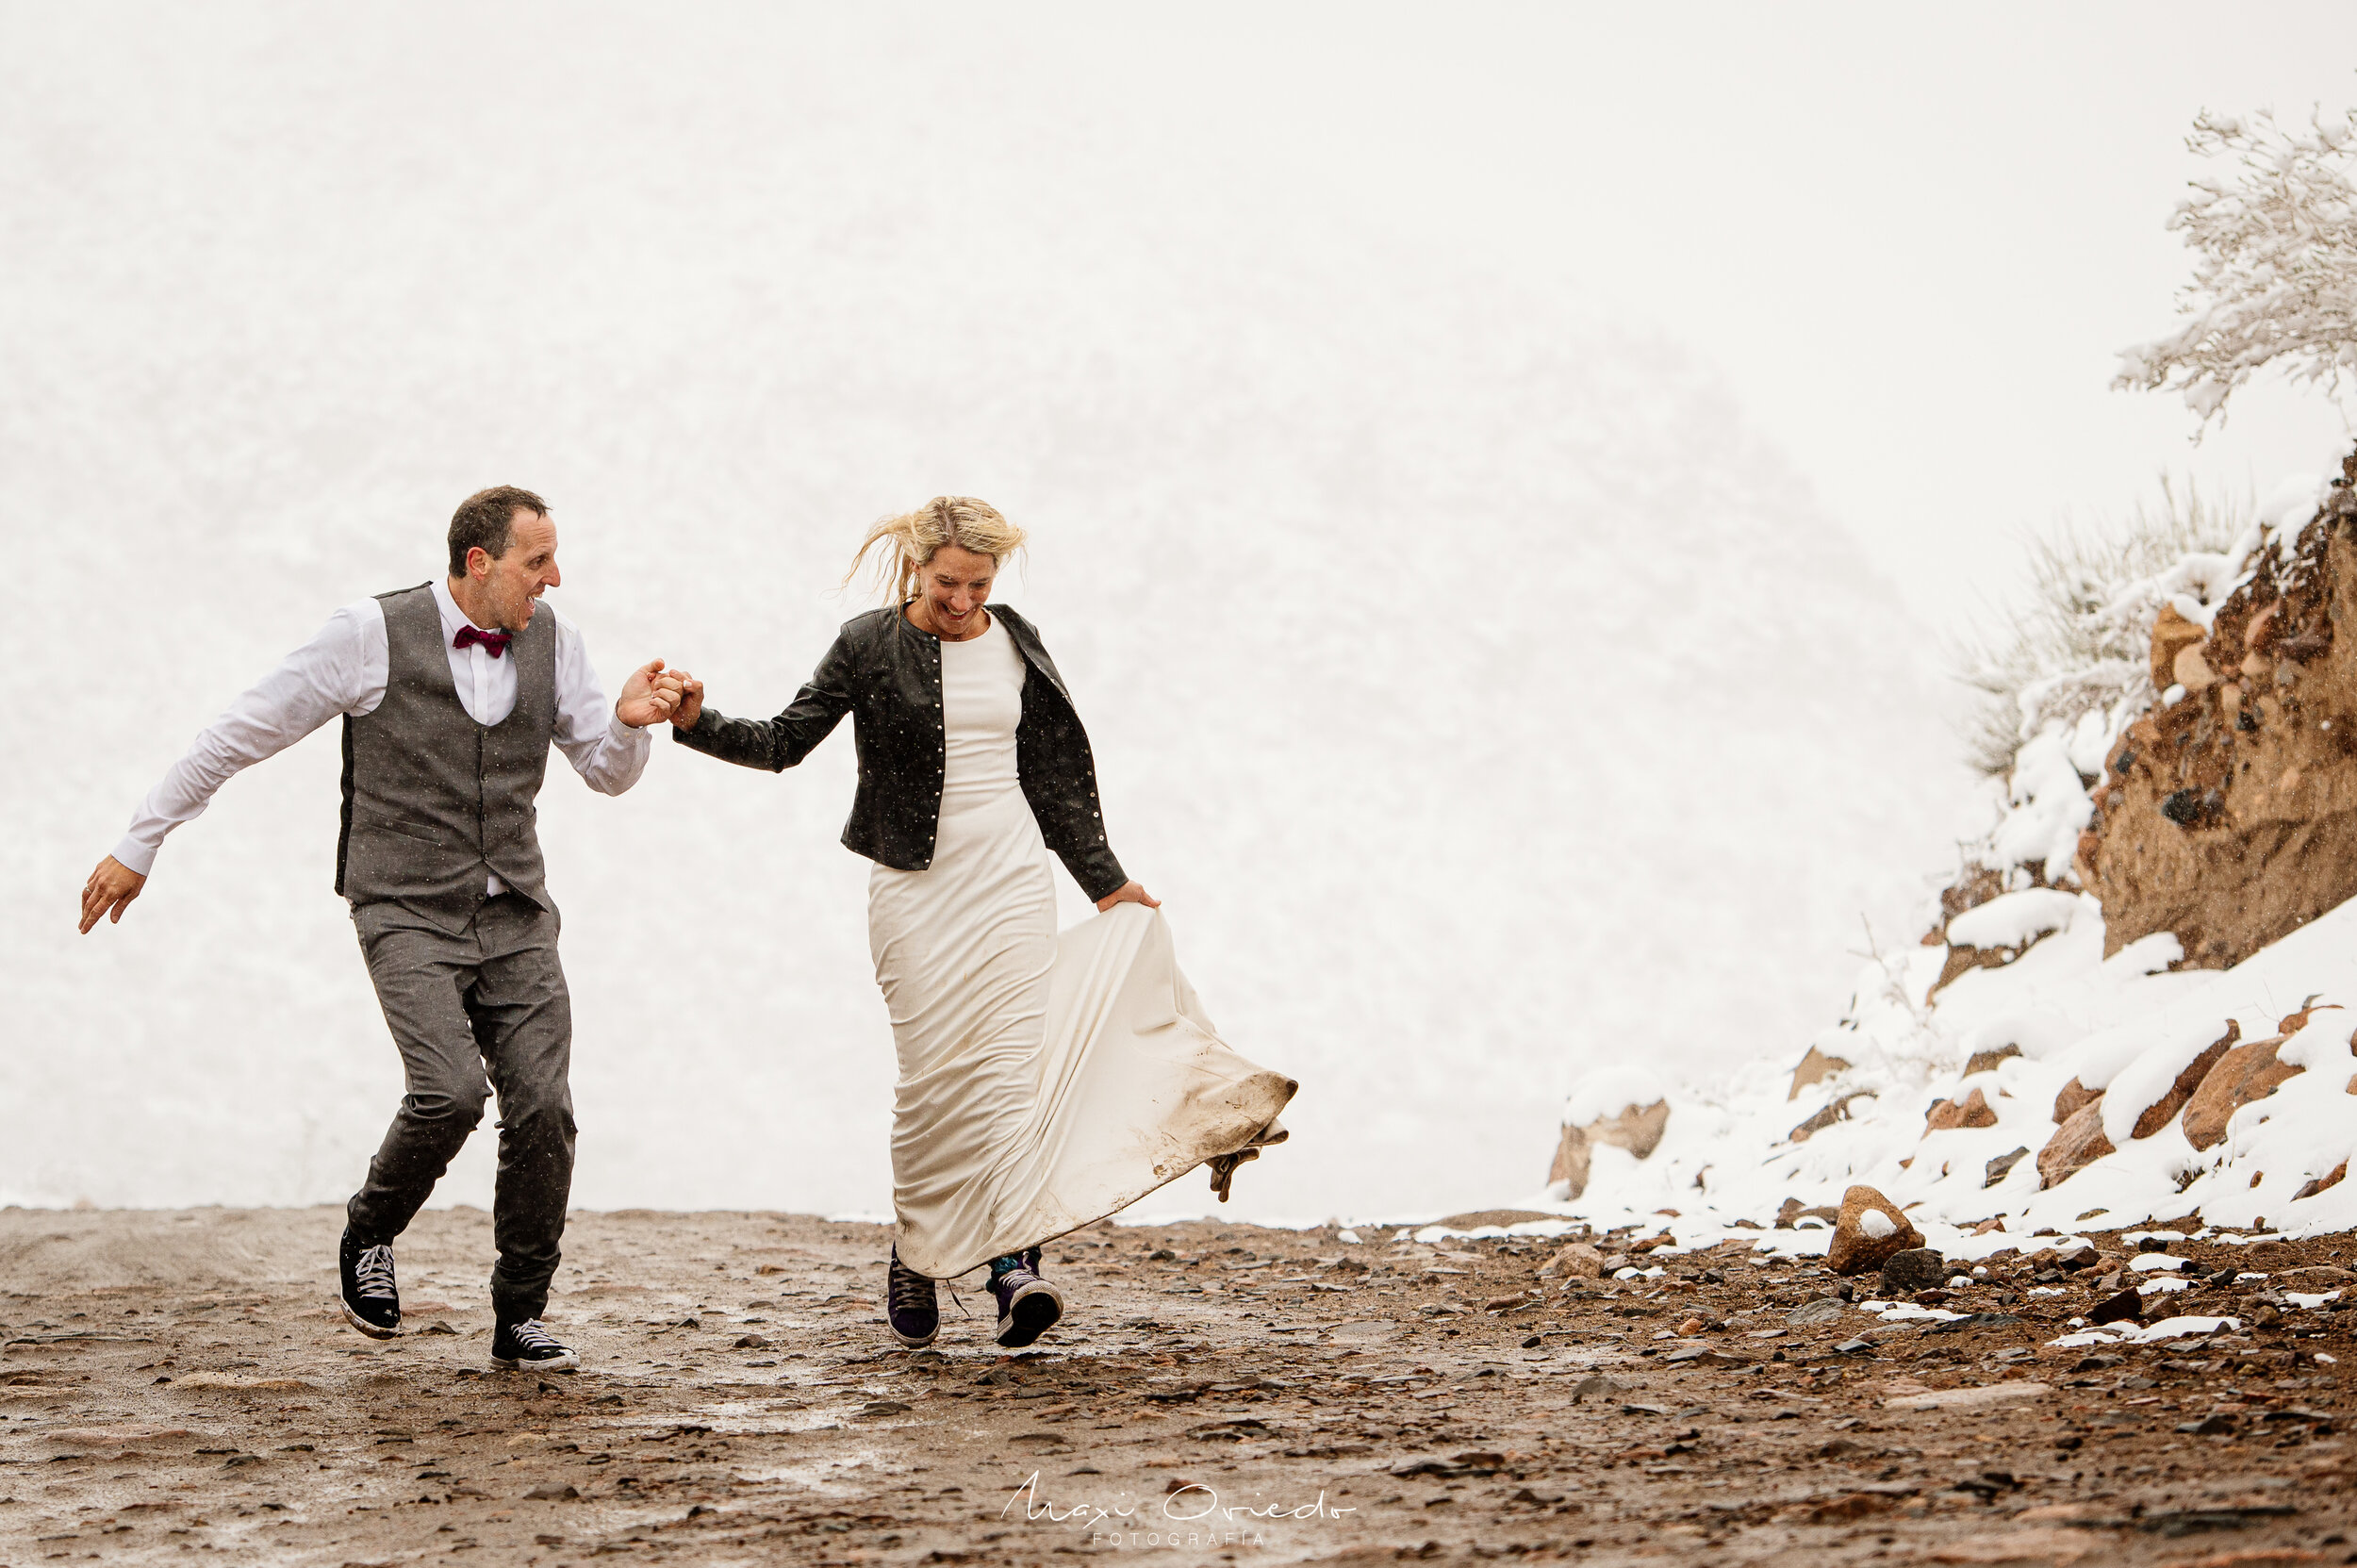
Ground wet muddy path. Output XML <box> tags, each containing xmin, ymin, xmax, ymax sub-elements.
<box><xmin>3</xmin><ymin>1208</ymin><xmax>2353</xmax><ymax>1564</ymax></box>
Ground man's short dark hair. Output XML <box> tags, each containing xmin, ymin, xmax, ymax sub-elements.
<box><xmin>448</xmin><ymin>486</ymin><xmax>550</xmax><ymax>575</ymax></box>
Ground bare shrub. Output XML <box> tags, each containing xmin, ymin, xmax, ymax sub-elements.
<box><xmin>1950</xmin><ymin>479</ymin><xmax>2248</xmax><ymax>775</ymax></box>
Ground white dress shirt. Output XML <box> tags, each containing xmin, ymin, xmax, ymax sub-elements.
<box><xmin>114</xmin><ymin>579</ymin><xmax>651</xmax><ymax>886</ymax></box>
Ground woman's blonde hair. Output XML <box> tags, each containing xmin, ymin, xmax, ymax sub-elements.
<box><xmin>846</xmin><ymin>496</ymin><xmax>1028</xmax><ymax>605</ymax></box>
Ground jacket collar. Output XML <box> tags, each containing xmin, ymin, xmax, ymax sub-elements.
<box><xmin>893</xmin><ymin>602</ymin><xmax>1069</xmax><ymax>702</ymax></box>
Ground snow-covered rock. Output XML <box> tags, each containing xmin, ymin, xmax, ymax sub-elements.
<box><xmin>1547</xmin><ymin>1090</ymin><xmax>1671</xmax><ymax>1201</ymax></box>
<box><xmin>1828</xmin><ymin>1185</ymin><xmax>1920</xmax><ymax>1276</ymax></box>
<box><xmin>1946</xmin><ymin>889</ymin><xmax>2083</xmax><ymax>952</ymax></box>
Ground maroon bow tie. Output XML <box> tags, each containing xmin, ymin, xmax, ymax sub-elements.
<box><xmin>454</xmin><ymin>625</ymin><xmax>512</xmax><ymax>658</ymax></box>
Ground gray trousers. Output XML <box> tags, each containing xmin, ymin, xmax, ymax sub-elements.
<box><xmin>345</xmin><ymin>893</ymin><xmax>575</xmax><ymax>1323</ymax></box>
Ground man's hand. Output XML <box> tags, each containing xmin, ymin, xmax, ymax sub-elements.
<box><xmin>80</xmin><ymin>856</ymin><xmax>146</xmax><ymax>934</ymax></box>
<box><xmin>1096</xmin><ymin>881</ymin><xmax>1162</xmax><ymax>914</ymax></box>
<box><xmin>669</xmin><ymin>672</ymin><xmax>704</xmax><ymax>731</ymax></box>
<box><xmin>615</xmin><ymin>659</ymin><xmax>684</xmax><ymax>729</ymax></box>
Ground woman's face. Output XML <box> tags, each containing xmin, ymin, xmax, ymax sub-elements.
<box><xmin>919</xmin><ymin>544</ymin><xmax>997</xmax><ymax>635</ymax></box>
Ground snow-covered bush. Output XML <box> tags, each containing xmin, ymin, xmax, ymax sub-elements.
<box><xmin>1950</xmin><ymin>479</ymin><xmax>2247</xmax><ymax>775</ymax></box>
<box><xmin>2117</xmin><ymin>107</ymin><xmax>2357</xmax><ymax>426</ymax></box>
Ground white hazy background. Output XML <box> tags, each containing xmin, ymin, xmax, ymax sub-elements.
<box><xmin>8</xmin><ymin>4</ymin><xmax>2357</xmax><ymax>1224</ymax></box>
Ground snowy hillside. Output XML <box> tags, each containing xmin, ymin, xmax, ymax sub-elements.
<box><xmin>1</xmin><ymin>11</ymin><xmax>1971</xmax><ymax>1221</ymax></box>
<box><xmin>1541</xmin><ymin>463</ymin><xmax>2357</xmax><ymax>1254</ymax></box>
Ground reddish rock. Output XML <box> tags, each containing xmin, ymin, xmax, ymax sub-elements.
<box><xmin>1825</xmin><ymin>1185</ymin><xmax>1922</xmax><ymax>1277</ymax></box>
<box><xmin>2279</xmin><ymin>997</ymin><xmax>2341</xmax><ymax>1034</ymax></box>
<box><xmin>2296</xmin><ymin>1161</ymin><xmax>2349</xmax><ymax>1202</ymax></box>
<box><xmin>2242</xmin><ymin>600</ymin><xmax>2283</xmax><ymax>670</ymax></box>
<box><xmin>1788</xmin><ymin>1046</ymin><xmax>1851</xmax><ymax>1101</ymax></box>
<box><xmin>2052</xmin><ymin>1078</ymin><xmax>2100</xmax><ymax>1125</ymax></box>
<box><xmin>1790</xmin><ymin>1095</ymin><xmax>1866</xmax><ymax>1144</ymax></box>
<box><xmin>1548</xmin><ymin>1098</ymin><xmax>1670</xmax><ymax>1199</ymax></box>
<box><xmin>2182</xmin><ymin>1035</ymin><xmax>2302</xmax><ymax>1151</ymax></box>
<box><xmin>1963</xmin><ymin>1044</ymin><xmax>2021</xmax><ymax>1077</ymax></box>
<box><xmin>1774</xmin><ymin>1197</ymin><xmax>1840</xmax><ymax>1230</ymax></box>
<box><xmin>1540</xmin><ymin>1242</ymin><xmax>1605</xmax><ymax>1279</ymax></box>
<box><xmin>1593</xmin><ymin>1098</ymin><xmax>1669</xmax><ymax>1160</ymax></box>
<box><xmin>1931</xmin><ymin>942</ymin><xmax>2017</xmax><ymax>999</ymax></box>
<box><xmin>1547</xmin><ymin>1127</ymin><xmax>1588</xmax><ymax>1195</ymax></box>
<box><xmin>2037</xmin><ymin>1096</ymin><xmax>2114</xmax><ymax>1189</ymax></box>
<box><xmin>2150</xmin><ymin>604</ymin><xmax>2205</xmax><ymax>690</ymax></box>
<box><xmin>1984</xmin><ymin>1147</ymin><xmax>2031</xmax><ymax>1188</ymax></box>
<box><xmin>1925</xmin><ymin>1086</ymin><xmax>1999</xmax><ymax>1133</ymax></box>
<box><xmin>2173</xmin><ymin>640</ymin><xmax>2217</xmax><ymax>693</ymax></box>
<box><xmin>2130</xmin><ymin>1022</ymin><xmax>2239</xmax><ymax>1140</ymax></box>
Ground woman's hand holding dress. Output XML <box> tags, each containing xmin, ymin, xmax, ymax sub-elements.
<box><xmin>1095</xmin><ymin>881</ymin><xmax>1160</xmax><ymax>913</ymax></box>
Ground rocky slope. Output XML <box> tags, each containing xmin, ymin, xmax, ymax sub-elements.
<box><xmin>2085</xmin><ymin>449</ymin><xmax>2357</xmax><ymax>967</ymax></box>
<box><xmin>1536</xmin><ymin>450</ymin><xmax>2357</xmax><ymax>1258</ymax></box>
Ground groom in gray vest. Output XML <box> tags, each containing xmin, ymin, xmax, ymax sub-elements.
<box><xmin>79</xmin><ymin>486</ymin><xmax>687</xmax><ymax>1373</ymax></box>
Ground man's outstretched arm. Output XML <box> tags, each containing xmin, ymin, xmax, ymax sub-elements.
<box><xmin>81</xmin><ymin>602</ymin><xmax>380</xmax><ymax>933</ymax></box>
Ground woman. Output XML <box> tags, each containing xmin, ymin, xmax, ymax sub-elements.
<box><xmin>668</xmin><ymin>497</ymin><xmax>1294</xmax><ymax>1350</ymax></box>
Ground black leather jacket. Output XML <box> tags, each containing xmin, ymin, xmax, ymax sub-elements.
<box><xmin>673</xmin><ymin>604</ymin><xmax>1129</xmax><ymax>901</ymax></box>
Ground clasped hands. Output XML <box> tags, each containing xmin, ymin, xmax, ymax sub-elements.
<box><xmin>615</xmin><ymin>659</ymin><xmax>698</xmax><ymax>730</ymax></box>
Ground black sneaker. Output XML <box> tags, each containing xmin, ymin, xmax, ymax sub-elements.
<box><xmin>489</xmin><ymin>1318</ymin><xmax>580</xmax><ymax>1373</ymax></box>
<box><xmin>886</xmin><ymin>1245</ymin><xmax>938</xmax><ymax>1348</ymax></box>
<box><xmin>338</xmin><ymin>1228</ymin><xmax>402</xmax><ymax>1339</ymax></box>
<box><xmin>989</xmin><ymin>1258</ymin><xmax>1064</xmax><ymax>1349</ymax></box>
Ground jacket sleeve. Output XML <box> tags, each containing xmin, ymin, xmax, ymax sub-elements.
<box><xmin>1019</xmin><ymin>689</ymin><xmax>1129</xmax><ymax>903</ymax></box>
<box><xmin>672</xmin><ymin>632</ymin><xmax>855</xmax><ymax>771</ymax></box>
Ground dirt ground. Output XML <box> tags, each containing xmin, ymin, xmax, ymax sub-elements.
<box><xmin>3</xmin><ymin>1206</ymin><xmax>2355</xmax><ymax>1566</ymax></box>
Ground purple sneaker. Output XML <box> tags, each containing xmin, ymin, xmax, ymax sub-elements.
<box><xmin>886</xmin><ymin>1245</ymin><xmax>938</xmax><ymax>1348</ymax></box>
<box><xmin>989</xmin><ymin>1255</ymin><xmax>1064</xmax><ymax>1349</ymax></box>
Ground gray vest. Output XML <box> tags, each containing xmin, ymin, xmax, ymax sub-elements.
<box><xmin>336</xmin><ymin>584</ymin><xmax>558</xmax><ymax>933</ymax></box>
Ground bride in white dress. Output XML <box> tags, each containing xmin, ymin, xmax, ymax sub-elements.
<box><xmin>668</xmin><ymin>497</ymin><xmax>1294</xmax><ymax>1349</ymax></box>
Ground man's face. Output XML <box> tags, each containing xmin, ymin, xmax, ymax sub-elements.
<box><xmin>469</xmin><ymin>509</ymin><xmax>561</xmax><ymax>632</ymax></box>
<box><xmin>920</xmin><ymin>543</ymin><xmax>997</xmax><ymax>635</ymax></box>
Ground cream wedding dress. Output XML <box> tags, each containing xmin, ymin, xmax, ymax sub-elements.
<box><xmin>865</xmin><ymin>614</ymin><xmax>1294</xmax><ymax>1279</ymax></box>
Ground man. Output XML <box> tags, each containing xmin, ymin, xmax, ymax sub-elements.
<box><xmin>79</xmin><ymin>486</ymin><xmax>685</xmax><ymax>1373</ymax></box>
